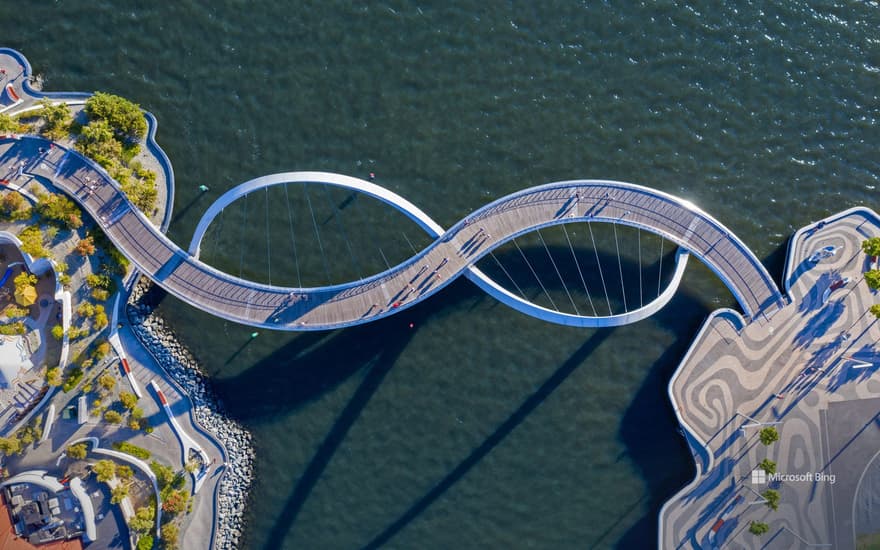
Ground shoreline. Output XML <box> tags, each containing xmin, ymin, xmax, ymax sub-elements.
<box><xmin>125</xmin><ymin>279</ymin><xmax>255</xmax><ymax>550</ymax></box>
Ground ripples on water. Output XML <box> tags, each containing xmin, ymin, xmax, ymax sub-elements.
<box><xmin>5</xmin><ymin>1</ymin><xmax>879</xmax><ymax>547</ymax></box>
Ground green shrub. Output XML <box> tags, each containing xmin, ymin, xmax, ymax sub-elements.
<box><xmin>759</xmin><ymin>426</ymin><xmax>779</xmax><ymax>446</ymax></box>
<box><xmin>18</xmin><ymin>226</ymin><xmax>48</xmax><ymax>257</ymax></box>
<box><xmin>112</xmin><ymin>441</ymin><xmax>151</xmax><ymax>460</ymax></box>
<box><xmin>66</xmin><ymin>443</ymin><xmax>87</xmax><ymax>459</ymax></box>
<box><xmin>46</xmin><ymin>367</ymin><xmax>62</xmax><ymax>387</ymax></box>
<box><xmin>130</xmin><ymin>505</ymin><xmax>154</xmax><ymax>534</ymax></box>
<box><xmin>35</xmin><ymin>192</ymin><xmax>82</xmax><ymax>229</ymax></box>
<box><xmin>61</xmin><ymin>367</ymin><xmax>84</xmax><ymax>393</ymax></box>
<box><xmin>0</xmin><ymin>322</ymin><xmax>26</xmax><ymax>335</ymax></box>
<box><xmin>84</xmin><ymin>92</ymin><xmax>147</xmax><ymax>143</ymax></box>
<box><xmin>91</xmin><ymin>288</ymin><xmax>110</xmax><ymax>301</ymax></box>
<box><xmin>0</xmin><ymin>192</ymin><xmax>31</xmax><ymax>221</ymax></box>
<box><xmin>150</xmin><ymin>461</ymin><xmax>175</xmax><ymax>489</ymax></box>
<box><xmin>93</xmin><ymin>459</ymin><xmax>116</xmax><ymax>482</ymax></box>
<box><xmin>37</xmin><ymin>98</ymin><xmax>72</xmax><ymax>140</ymax></box>
<box><xmin>119</xmin><ymin>391</ymin><xmax>138</xmax><ymax>410</ymax></box>
<box><xmin>0</xmin><ymin>113</ymin><xmax>20</xmax><ymax>133</ymax></box>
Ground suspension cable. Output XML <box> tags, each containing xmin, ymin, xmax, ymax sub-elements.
<box><xmin>587</xmin><ymin>221</ymin><xmax>613</xmax><ymax>315</ymax></box>
<box><xmin>282</xmin><ymin>183</ymin><xmax>302</xmax><ymax>288</ymax></box>
<box><xmin>637</xmin><ymin>227</ymin><xmax>643</xmax><ymax>308</ymax></box>
<box><xmin>488</xmin><ymin>249</ymin><xmax>527</xmax><ymax>300</ymax></box>
<box><xmin>657</xmin><ymin>236</ymin><xmax>665</xmax><ymax>298</ymax></box>
<box><xmin>562</xmin><ymin>223</ymin><xmax>597</xmax><ymax>316</ymax></box>
<box><xmin>265</xmin><ymin>187</ymin><xmax>272</xmax><ymax>285</ymax></box>
<box><xmin>304</xmin><ymin>184</ymin><xmax>332</xmax><ymax>284</ymax></box>
<box><xmin>401</xmin><ymin>232</ymin><xmax>418</xmax><ymax>255</ymax></box>
<box><xmin>513</xmin><ymin>237</ymin><xmax>557</xmax><ymax>311</ymax></box>
<box><xmin>321</xmin><ymin>184</ymin><xmax>362</xmax><ymax>279</ymax></box>
<box><xmin>612</xmin><ymin>223</ymin><xmax>627</xmax><ymax>312</ymax></box>
<box><xmin>537</xmin><ymin>228</ymin><xmax>578</xmax><ymax>315</ymax></box>
<box><xmin>238</xmin><ymin>194</ymin><xmax>248</xmax><ymax>279</ymax></box>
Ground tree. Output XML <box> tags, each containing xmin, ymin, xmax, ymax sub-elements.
<box><xmin>110</xmin><ymin>484</ymin><xmax>129</xmax><ymax>504</ymax></box>
<box><xmin>77</xmin><ymin>302</ymin><xmax>95</xmax><ymax>318</ymax></box>
<box><xmin>46</xmin><ymin>367</ymin><xmax>63</xmax><ymax>387</ymax></box>
<box><xmin>866</xmin><ymin>269</ymin><xmax>880</xmax><ymax>291</ymax></box>
<box><xmin>749</xmin><ymin>521</ymin><xmax>769</xmax><ymax>535</ymax></box>
<box><xmin>150</xmin><ymin>461</ymin><xmax>175</xmax><ymax>490</ymax></box>
<box><xmin>129</xmin><ymin>505</ymin><xmax>154</xmax><ymax>534</ymax></box>
<box><xmin>76</xmin><ymin>119</ymin><xmax>122</xmax><ymax>166</ymax></box>
<box><xmin>117</xmin><ymin>465</ymin><xmax>134</xmax><ymax>480</ymax></box>
<box><xmin>93</xmin><ymin>308</ymin><xmax>109</xmax><ymax>330</ymax></box>
<box><xmin>119</xmin><ymin>391</ymin><xmax>138</xmax><ymax>410</ymax></box>
<box><xmin>0</xmin><ymin>436</ymin><xmax>21</xmax><ymax>456</ymax></box>
<box><xmin>93</xmin><ymin>459</ymin><xmax>116</xmax><ymax>482</ymax></box>
<box><xmin>0</xmin><ymin>113</ymin><xmax>19</xmax><ymax>133</ymax></box>
<box><xmin>44</xmin><ymin>225</ymin><xmax>59</xmax><ymax>242</ymax></box>
<box><xmin>51</xmin><ymin>324</ymin><xmax>65</xmax><ymax>340</ymax></box>
<box><xmin>35</xmin><ymin>192</ymin><xmax>82</xmax><ymax>229</ymax></box>
<box><xmin>136</xmin><ymin>536</ymin><xmax>154</xmax><ymax>550</ymax></box>
<box><xmin>66</xmin><ymin>443</ymin><xmax>87</xmax><ymax>460</ymax></box>
<box><xmin>104</xmin><ymin>410</ymin><xmax>123</xmax><ymax>424</ymax></box>
<box><xmin>84</xmin><ymin>92</ymin><xmax>147</xmax><ymax>143</ymax></box>
<box><xmin>86</xmin><ymin>273</ymin><xmax>112</xmax><ymax>290</ymax></box>
<box><xmin>98</xmin><ymin>372</ymin><xmax>116</xmax><ymax>391</ymax></box>
<box><xmin>0</xmin><ymin>192</ymin><xmax>30</xmax><ymax>221</ymax></box>
<box><xmin>0</xmin><ymin>321</ymin><xmax>26</xmax><ymax>336</ymax></box>
<box><xmin>91</xmin><ymin>289</ymin><xmax>110</xmax><ymax>301</ymax></box>
<box><xmin>4</xmin><ymin>305</ymin><xmax>28</xmax><ymax>319</ymax></box>
<box><xmin>758</xmin><ymin>458</ymin><xmax>777</xmax><ymax>475</ymax></box>
<box><xmin>37</xmin><ymin>98</ymin><xmax>72</xmax><ymax>140</ymax></box>
<box><xmin>762</xmin><ymin>488</ymin><xmax>780</xmax><ymax>511</ymax></box>
<box><xmin>75</xmin><ymin>236</ymin><xmax>96</xmax><ymax>256</ymax></box>
<box><xmin>92</xmin><ymin>340</ymin><xmax>111</xmax><ymax>360</ymax></box>
<box><xmin>161</xmin><ymin>489</ymin><xmax>187</xmax><ymax>515</ymax></box>
<box><xmin>759</xmin><ymin>426</ymin><xmax>779</xmax><ymax>446</ymax></box>
<box><xmin>160</xmin><ymin>522</ymin><xmax>179</xmax><ymax>550</ymax></box>
<box><xmin>862</xmin><ymin>238</ymin><xmax>880</xmax><ymax>258</ymax></box>
<box><xmin>18</xmin><ymin>226</ymin><xmax>48</xmax><ymax>257</ymax></box>
<box><xmin>870</xmin><ymin>304</ymin><xmax>880</xmax><ymax>320</ymax></box>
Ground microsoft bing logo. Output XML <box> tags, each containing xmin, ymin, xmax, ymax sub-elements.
<box><xmin>751</xmin><ymin>469</ymin><xmax>767</xmax><ymax>484</ymax></box>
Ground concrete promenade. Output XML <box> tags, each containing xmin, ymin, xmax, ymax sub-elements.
<box><xmin>660</xmin><ymin>207</ymin><xmax>880</xmax><ymax>548</ymax></box>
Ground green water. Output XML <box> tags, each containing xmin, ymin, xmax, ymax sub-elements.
<box><xmin>4</xmin><ymin>1</ymin><xmax>879</xmax><ymax>548</ymax></box>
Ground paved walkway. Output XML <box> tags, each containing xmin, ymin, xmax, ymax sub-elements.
<box><xmin>660</xmin><ymin>207</ymin><xmax>880</xmax><ymax>548</ymax></box>
<box><xmin>0</xmin><ymin>134</ymin><xmax>783</xmax><ymax>330</ymax></box>
<box><xmin>111</xmin><ymin>322</ymin><xmax>225</xmax><ymax>546</ymax></box>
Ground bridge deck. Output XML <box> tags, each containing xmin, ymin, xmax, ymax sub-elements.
<box><xmin>0</xmin><ymin>136</ymin><xmax>784</xmax><ymax>331</ymax></box>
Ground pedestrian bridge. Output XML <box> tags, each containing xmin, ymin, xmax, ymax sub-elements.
<box><xmin>3</xmin><ymin>136</ymin><xmax>785</xmax><ymax>331</ymax></box>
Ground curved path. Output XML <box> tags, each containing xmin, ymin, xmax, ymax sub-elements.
<box><xmin>189</xmin><ymin>171</ymin><xmax>694</xmax><ymax>328</ymax></box>
<box><xmin>3</xmin><ymin>135</ymin><xmax>783</xmax><ymax>330</ymax></box>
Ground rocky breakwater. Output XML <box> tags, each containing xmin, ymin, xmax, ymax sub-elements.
<box><xmin>126</xmin><ymin>280</ymin><xmax>254</xmax><ymax>550</ymax></box>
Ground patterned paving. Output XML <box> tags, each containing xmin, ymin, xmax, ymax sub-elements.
<box><xmin>661</xmin><ymin>207</ymin><xmax>880</xmax><ymax>549</ymax></box>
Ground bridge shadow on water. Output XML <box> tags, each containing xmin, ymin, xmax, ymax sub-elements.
<box><xmin>608</xmin><ymin>291</ymin><xmax>710</xmax><ymax>549</ymax></box>
<box><xmin>140</xmin><ymin>237</ymin><xmax>762</xmax><ymax>547</ymax></box>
